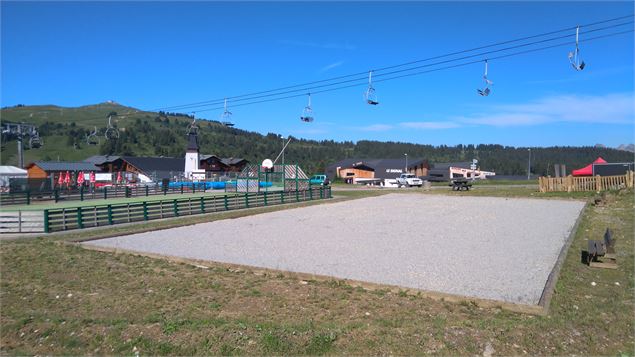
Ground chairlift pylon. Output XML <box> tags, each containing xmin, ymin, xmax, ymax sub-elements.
<box><xmin>186</xmin><ymin>112</ymin><xmax>198</xmax><ymax>135</ymax></box>
<box><xmin>104</xmin><ymin>114</ymin><xmax>120</xmax><ymax>140</ymax></box>
<box><xmin>86</xmin><ymin>126</ymin><xmax>100</xmax><ymax>146</ymax></box>
<box><xmin>365</xmin><ymin>71</ymin><xmax>379</xmax><ymax>105</ymax></box>
<box><xmin>568</xmin><ymin>25</ymin><xmax>585</xmax><ymax>71</ymax></box>
<box><xmin>220</xmin><ymin>98</ymin><xmax>234</xmax><ymax>127</ymax></box>
<box><xmin>300</xmin><ymin>93</ymin><xmax>314</xmax><ymax>123</ymax></box>
<box><xmin>477</xmin><ymin>60</ymin><xmax>493</xmax><ymax>96</ymax></box>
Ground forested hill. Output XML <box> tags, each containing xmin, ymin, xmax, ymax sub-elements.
<box><xmin>1</xmin><ymin>102</ymin><xmax>632</xmax><ymax>175</ymax></box>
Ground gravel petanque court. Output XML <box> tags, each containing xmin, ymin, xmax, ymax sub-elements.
<box><xmin>84</xmin><ymin>193</ymin><xmax>585</xmax><ymax>306</ymax></box>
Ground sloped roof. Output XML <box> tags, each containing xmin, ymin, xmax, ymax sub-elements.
<box><xmin>0</xmin><ymin>166</ymin><xmax>27</xmax><ymax>175</ymax></box>
<box><xmin>121</xmin><ymin>156</ymin><xmax>184</xmax><ymax>174</ymax></box>
<box><xmin>28</xmin><ymin>161</ymin><xmax>99</xmax><ymax>172</ymax></box>
<box><xmin>200</xmin><ymin>155</ymin><xmax>247</xmax><ymax>166</ymax></box>
<box><xmin>83</xmin><ymin>155</ymin><xmax>121</xmax><ymax>165</ymax></box>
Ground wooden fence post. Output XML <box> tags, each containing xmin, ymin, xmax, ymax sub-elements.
<box><xmin>43</xmin><ymin>210</ymin><xmax>50</xmax><ymax>233</ymax></box>
<box><xmin>596</xmin><ymin>175</ymin><xmax>602</xmax><ymax>192</ymax></box>
<box><xmin>77</xmin><ymin>207</ymin><xmax>84</xmax><ymax>229</ymax></box>
<box><xmin>107</xmin><ymin>205</ymin><xmax>113</xmax><ymax>225</ymax></box>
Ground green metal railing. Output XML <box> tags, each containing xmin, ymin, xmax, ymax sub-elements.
<box><xmin>43</xmin><ymin>187</ymin><xmax>331</xmax><ymax>233</ymax></box>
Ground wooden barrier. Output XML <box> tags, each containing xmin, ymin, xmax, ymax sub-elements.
<box><xmin>39</xmin><ymin>187</ymin><xmax>330</xmax><ymax>233</ymax></box>
<box><xmin>0</xmin><ymin>211</ymin><xmax>44</xmax><ymax>233</ymax></box>
<box><xmin>539</xmin><ymin>171</ymin><xmax>634</xmax><ymax>193</ymax></box>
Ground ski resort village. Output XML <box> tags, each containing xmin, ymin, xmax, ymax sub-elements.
<box><xmin>1</xmin><ymin>1</ymin><xmax>634</xmax><ymax>356</ymax></box>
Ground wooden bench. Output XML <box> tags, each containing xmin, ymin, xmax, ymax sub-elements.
<box><xmin>449</xmin><ymin>178</ymin><xmax>473</xmax><ymax>191</ymax></box>
<box><xmin>587</xmin><ymin>228</ymin><xmax>617</xmax><ymax>269</ymax></box>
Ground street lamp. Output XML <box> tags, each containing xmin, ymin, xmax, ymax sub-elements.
<box><xmin>281</xmin><ymin>135</ymin><xmax>285</xmax><ymax>166</ymax></box>
<box><xmin>404</xmin><ymin>153</ymin><xmax>408</xmax><ymax>173</ymax></box>
<box><xmin>527</xmin><ymin>148</ymin><xmax>531</xmax><ymax>180</ymax></box>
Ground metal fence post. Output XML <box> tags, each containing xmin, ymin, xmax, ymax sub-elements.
<box><xmin>264</xmin><ymin>191</ymin><xmax>268</xmax><ymax>206</ymax></box>
<box><xmin>143</xmin><ymin>201</ymin><xmax>148</xmax><ymax>220</ymax></box>
<box><xmin>44</xmin><ymin>209</ymin><xmax>49</xmax><ymax>233</ymax></box>
<box><xmin>280</xmin><ymin>190</ymin><xmax>285</xmax><ymax>204</ymax></box>
<box><xmin>320</xmin><ymin>187</ymin><xmax>323</xmax><ymax>199</ymax></box>
<box><xmin>310</xmin><ymin>187</ymin><xmax>313</xmax><ymax>200</ymax></box>
<box><xmin>200</xmin><ymin>196</ymin><xmax>205</xmax><ymax>213</ymax></box>
<box><xmin>244</xmin><ymin>192</ymin><xmax>249</xmax><ymax>208</ymax></box>
<box><xmin>80</xmin><ymin>186</ymin><xmax>84</xmax><ymax>201</ymax></box>
<box><xmin>104</xmin><ymin>187</ymin><xmax>108</xmax><ymax>200</ymax></box>
<box><xmin>54</xmin><ymin>189</ymin><xmax>59</xmax><ymax>203</ymax></box>
<box><xmin>26</xmin><ymin>191</ymin><xmax>31</xmax><ymax>205</ymax></box>
<box><xmin>224</xmin><ymin>195</ymin><xmax>229</xmax><ymax>210</ymax></box>
<box><xmin>107</xmin><ymin>205</ymin><xmax>113</xmax><ymax>225</ymax></box>
<box><xmin>77</xmin><ymin>207</ymin><xmax>84</xmax><ymax>229</ymax></box>
<box><xmin>173</xmin><ymin>199</ymin><xmax>179</xmax><ymax>216</ymax></box>
<box><xmin>192</xmin><ymin>184</ymin><xmax>196</xmax><ymax>194</ymax></box>
<box><xmin>145</xmin><ymin>185</ymin><xmax>149</xmax><ymax>196</ymax></box>
<box><xmin>18</xmin><ymin>210</ymin><xmax>22</xmax><ymax>233</ymax></box>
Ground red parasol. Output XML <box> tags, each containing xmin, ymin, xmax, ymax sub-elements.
<box><xmin>64</xmin><ymin>171</ymin><xmax>71</xmax><ymax>185</ymax></box>
<box><xmin>116</xmin><ymin>171</ymin><xmax>122</xmax><ymax>184</ymax></box>
<box><xmin>57</xmin><ymin>173</ymin><xmax>64</xmax><ymax>186</ymax></box>
<box><xmin>77</xmin><ymin>171</ymin><xmax>85</xmax><ymax>185</ymax></box>
<box><xmin>89</xmin><ymin>171</ymin><xmax>96</xmax><ymax>184</ymax></box>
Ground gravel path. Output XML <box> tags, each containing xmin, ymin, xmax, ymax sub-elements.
<box><xmin>84</xmin><ymin>194</ymin><xmax>585</xmax><ymax>305</ymax></box>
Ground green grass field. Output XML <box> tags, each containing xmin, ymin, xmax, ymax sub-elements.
<box><xmin>0</xmin><ymin>190</ymin><xmax>248</xmax><ymax>212</ymax></box>
<box><xmin>0</xmin><ymin>188</ymin><xmax>633</xmax><ymax>355</ymax></box>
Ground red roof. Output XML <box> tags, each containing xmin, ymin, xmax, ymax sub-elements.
<box><xmin>572</xmin><ymin>157</ymin><xmax>607</xmax><ymax>176</ymax></box>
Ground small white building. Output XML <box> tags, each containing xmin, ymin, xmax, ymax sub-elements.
<box><xmin>184</xmin><ymin>131</ymin><xmax>205</xmax><ymax>180</ymax></box>
<box><xmin>0</xmin><ymin>165</ymin><xmax>28</xmax><ymax>191</ymax></box>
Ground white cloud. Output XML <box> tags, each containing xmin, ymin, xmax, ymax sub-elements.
<box><xmin>399</xmin><ymin>121</ymin><xmax>460</xmax><ymax>129</ymax></box>
<box><xmin>320</xmin><ymin>61</ymin><xmax>344</xmax><ymax>72</ymax></box>
<box><xmin>457</xmin><ymin>93</ymin><xmax>635</xmax><ymax>127</ymax></box>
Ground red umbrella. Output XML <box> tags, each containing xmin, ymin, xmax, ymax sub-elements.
<box><xmin>89</xmin><ymin>171</ymin><xmax>96</xmax><ymax>184</ymax></box>
<box><xmin>116</xmin><ymin>171</ymin><xmax>122</xmax><ymax>184</ymax></box>
<box><xmin>57</xmin><ymin>173</ymin><xmax>64</xmax><ymax>187</ymax></box>
<box><xmin>64</xmin><ymin>171</ymin><xmax>71</xmax><ymax>185</ymax></box>
<box><xmin>77</xmin><ymin>171</ymin><xmax>85</xmax><ymax>185</ymax></box>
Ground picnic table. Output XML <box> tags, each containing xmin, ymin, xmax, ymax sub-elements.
<box><xmin>449</xmin><ymin>178</ymin><xmax>473</xmax><ymax>191</ymax></box>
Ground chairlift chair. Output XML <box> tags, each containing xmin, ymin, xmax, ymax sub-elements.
<box><xmin>300</xmin><ymin>93</ymin><xmax>314</xmax><ymax>123</ymax></box>
<box><xmin>568</xmin><ymin>25</ymin><xmax>585</xmax><ymax>71</ymax></box>
<box><xmin>365</xmin><ymin>71</ymin><xmax>379</xmax><ymax>105</ymax></box>
<box><xmin>29</xmin><ymin>131</ymin><xmax>42</xmax><ymax>149</ymax></box>
<box><xmin>86</xmin><ymin>126</ymin><xmax>100</xmax><ymax>145</ymax></box>
<box><xmin>104</xmin><ymin>114</ymin><xmax>120</xmax><ymax>140</ymax></box>
<box><xmin>220</xmin><ymin>98</ymin><xmax>234</xmax><ymax>127</ymax></box>
<box><xmin>477</xmin><ymin>60</ymin><xmax>493</xmax><ymax>96</ymax></box>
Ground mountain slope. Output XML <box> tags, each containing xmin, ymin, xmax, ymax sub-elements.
<box><xmin>1</xmin><ymin>103</ymin><xmax>633</xmax><ymax>175</ymax></box>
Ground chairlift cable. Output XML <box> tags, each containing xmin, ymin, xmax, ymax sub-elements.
<box><xmin>151</xmin><ymin>14</ymin><xmax>633</xmax><ymax>112</ymax></box>
<box><xmin>191</xmin><ymin>28</ymin><xmax>633</xmax><ymax>113</ymax></box>
<box><xmin>154</xmin><ymin>20</ymin><xmax>632</xmax><ymax>113</ymax></box>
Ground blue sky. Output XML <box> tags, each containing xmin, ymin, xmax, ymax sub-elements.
<box><xmin>2</xmin><ymin>1</ymin><xmax>634</xmax><ymax>147</ymax></box>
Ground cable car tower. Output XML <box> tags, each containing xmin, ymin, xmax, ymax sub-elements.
<box><xmin>1</xmin><ymin>122</ymin><xmax>43</xmax><ymax>168</ymax></box>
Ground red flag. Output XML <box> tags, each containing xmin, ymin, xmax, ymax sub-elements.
<box><xmin>77</xmin><ymin>171</ymin><xmax>85</xmax><ymax>185</ymax></box>
<box><xmin>116</xmin><ymin>171</ymin><xmax>122</xmax><ymax>184</ymax></box>
<box><xmin>64</xmin><ymin>171</ymin><xmax>71</xmax><ymax>184</ymax></box>
<box><xmin>89</xmin><ymin>171</ymin><xmax>96</xmax><ymax>184</ymax></box>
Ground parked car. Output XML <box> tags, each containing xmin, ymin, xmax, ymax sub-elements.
<box><xmin>396</xmin><ymin>173</ymin><xmax>423</xmax><ymax>187</ymax></box>
<box><xmin>309</xmin><ymin>174</ymin><xmax>330</xmax><ymax>186</ymax></box>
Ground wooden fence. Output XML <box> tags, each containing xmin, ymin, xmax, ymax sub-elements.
<box><xmin>40</xmin><ymin>187</ymin><xmax>331</xmax><ymax>233</ymax></box>
<box><xmin>539</xmin><ymin>171</ymin><xmax>634</xmax><ymax>193</ymax></box>
<box><xmin>0</xmin><ymin>211</ymin><xmax>45</xmax><ymax>233</ymax></box>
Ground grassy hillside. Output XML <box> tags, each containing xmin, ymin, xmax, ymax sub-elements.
<box><xmin>1</xmin><ymin>102</ymin><xmax>633</xmax><ymax>175</ymax></box>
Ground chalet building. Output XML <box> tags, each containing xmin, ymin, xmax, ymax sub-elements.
<box><xmin>200</xmin><ymin>155</ymin><xmax>249</xmax><ymax>174</ymax></box>
<box><xmin>25</xmin><ymin>161</ymin><xmax>99</xmax><ymax>180</ymax></box>
<box><xmin>327</xmin><ymin>158</ymin><xmax>429</xmax><ymax>184</ymax></box>
<box><xmin>82</xmin><ymin>155</ymin><xmax>248</xmax><ymax>181</ymax></box>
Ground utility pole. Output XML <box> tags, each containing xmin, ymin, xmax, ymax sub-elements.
<box><xmin>281</xmin><ymin>136</ymin><xmax>285</xmax><ymax>166</ymax></box>
<box><xmin>404</xmin><ymin>153</ymin><xmax>408</xmax><ymax>173</ymax></box>
<box><xmin>527</xmin><ymin>148</ymin><xmax>531</xmax><ymax>180</ymax></box>
<box><xmin>17</xmin><ymin>124</ymin><xmax>24</xmax><ymax>168</ymax></box>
